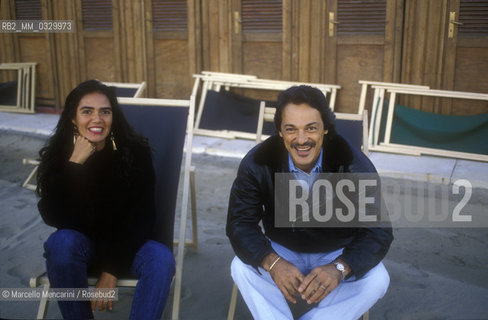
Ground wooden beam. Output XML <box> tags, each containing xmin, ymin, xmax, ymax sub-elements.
<box><xmin>117</xmin><ymin>97</ymin><xmax>190</xmax><ymax>107</ymax></box>
<box><xmin>386</xmin><ymin>88</ymin><xmax>488</xmax><ymax>100</ymax></box>
<box><xmin>282</xmin><ymin>0</ymin><xmax>292</xmax><ymax>80</ymax></box>
<box><xmin>380</xmin><ymin>142</ymin><xmax>488</xmax><ymax>162</ymax></box>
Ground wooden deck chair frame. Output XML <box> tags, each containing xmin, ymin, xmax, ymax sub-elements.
<box><xmin>201</xmin><ymin>71</ymin><xmax>258</xmax><ymax>80</ymax></box>
<box><xmin>0</xmin><ymin>62</ymin><xmax>36</xmax><ymax>113</ymax></box>
<box><xmin>22</xmin><ymin>158</ymin><xmax>40</xmax><ymax>191</ymax></box>
<box><xmin>360</xmin><ymin>81</ymin><xmax>430</xmax><ymax>149</ymax></box>
<box><xmin>375</xmin><ymin>87</ymin><xmax>488</xmax><ymax>162</ymax></box>
<box><xmin>194</xmin><ymin>73</ymin><xmax>339</xmax><ymax>119</ymax></box>
<box><xmin>228</xmin><ymin>108</ymin><xmax>371</xmax><ymax>320</ymax></box>
<box><xmin>102</xmin><ymin>81</ymin><xmax>147</xmax><ymax>98</ymax></box>
<box><xmin>193</xmin><ymin>72</ymin><xmax>340</xmax><ymax>141</ymax></box>
<box><xmin>28</xmin><ymin>95</ymin><xmax>198</xmax><ymax>319</ymax></box>
<box><xmin>357</xmin><ymin>80</ymin><xmax>430</xmax><ymax>116</ymax></box>
<box><xmin>255</xmin><ymin>101</ymin><xmax>276</xmax><ymax>144</ymax></box>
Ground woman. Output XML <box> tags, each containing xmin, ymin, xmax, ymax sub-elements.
<box><xmin>37</xmin><ymin>80</ymin><xmax>175</xmax><ymax>319</ymax></box>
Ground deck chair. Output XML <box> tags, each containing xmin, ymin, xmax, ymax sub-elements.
<box><xmin>255</xmin><ymin>101</ymin><xmax>276</xmax><ymax>144</ymax></box>
<box><xmin>192</xmin><ymin>72</ymin><xmax>341</xmax><ymax>141</ymax></box>
<box><xmin>22</xmin><ymin>158</ymin><xmax>40</xmax><ymax>191</ymax></box>
<box><xmin>356</xmin><ymin>80</ymin><xmax>429</xmax><ymax>150</ymax></box>
<box><xmin>367</xmin><ymin>86</ymin><xmax>488</xmax><ymax>162</ymax></box>
<box><xmin>102</xmin><ymin>81</ymin><xmax>147</xmax><ymax>98</ymax></box>
<box><xmin>0</xmin><ymin>62</ymin><xmax>37</xmax><ymax>113</ymax></box>
<box><xmin>29</xmin><ymin>96</ymin><xmax>197</xmax><ymax>319</ymax></box>
<box><xmin>334</xmin><ymin>110</ymin><xmax>369</xmax><ymax>155</ymax></box>
<box><xmin>228</xmin><ymin>107</ymin><xmax>371</xmax><ymax>320</ymax></box>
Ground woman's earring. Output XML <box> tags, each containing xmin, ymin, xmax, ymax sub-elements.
<box><xmin>111</xmin><ymin>132</ymin><xmax>117</xmax><ymax>151</ymax></box>
<box><xmin>73</xmin><ymin>125</ymin><xmax>79</xmax><ymax>145</ymax></box>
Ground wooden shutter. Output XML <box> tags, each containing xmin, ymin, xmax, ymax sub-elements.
<box><xmin>152</xmin><ymin>0</ymin><xmax>188</xmax><ymax>32</ymax></box>
<box><xmin>14</xmin><ymin>0</ymin><xmax>42</xmax><ymax>20</ymax></box>
<box><xmin>241</xmin><ymin>0</ymin><xmax>282</xmax><ymax>33</ymax></box>
<box><xmin>337</xmin><ymin>0</ymin><xmax>386</xmax><ymax>35</ymax></box>
<box><xmin>459</xmin><ymin>0</ymin><xmax>488</xmax><ymax>36</ymax></box>
<box><xmin>82</xmin><ymin>0</ymin><xmax>113</xmax><ymax>31</ymax></box>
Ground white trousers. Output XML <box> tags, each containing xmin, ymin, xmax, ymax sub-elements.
<box><xmin>231</xmin><ymin>241</ymin><xmax>390</xmax><ymax>320</ymax></box>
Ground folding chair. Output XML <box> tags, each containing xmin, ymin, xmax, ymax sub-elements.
<box><xmin>228</xmin><ymin>108</ymin><xmax>371</xmax><ymax>320</ymax></box>
<box><xmin>102</xmin><ymin>81</ymin><xmax>147</xmax><ymax>98</ymax></box>
<box><xmin>367</xmin><ymin>86</ymin><xmax>488</xmax><ymax>162</ymax></box>
<box><xmin>334</xmin><ymin>110</ymin><xmax>369</xmax><ymax>156</ymax></box>
<box><xmin>356</xmin><ymin>80</ymin><xmax>430</xmax><ymax>151</ymax></box>
<box><xmin>0</xmin><ymin>62</ymin><xmax>37</xmax><ymax>113</ymax></box>
<box><xmin>29</xmin><ymin>96</ymin><xmax>198</xmax><ymax>319</ymax></box>
<box><xmin>193</xmin><ymin>72</ymin><xmax>341</xmax><ymax>141</ymax></box>
<box><xmin>255</xmin><ymin>101</ymin><xmax>276</xmax><ymax>145</ymax></box>
<box><xmin>22</xmin><ymin>158</ymin><xmax>40</xmax><ymax>191</ymax></box>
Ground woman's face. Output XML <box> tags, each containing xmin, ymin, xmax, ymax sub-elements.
<box><xmin>72</xmin><ymin>92</ymin><xmax>113</xmax><ymax>150</ymax></box>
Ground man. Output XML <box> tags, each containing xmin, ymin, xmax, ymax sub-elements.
<box><xmin>226</xmin><ymin>85</ymin><xmax>393</xmax><ymax>320</ymax></box>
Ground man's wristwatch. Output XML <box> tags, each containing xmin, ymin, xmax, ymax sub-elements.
<box><xmin>333</xmin><ymin>262</ymin><xmax>346</xmax><ymax>281</ymax></box>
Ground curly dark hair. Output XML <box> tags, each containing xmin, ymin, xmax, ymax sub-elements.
<box><xmin>274</xmin><ymin>85</ymin><xmax>336</xmax><ymax>135</ymax></box>
<box><xmin>36</xmin><ymin>79</ymin><xmax>149</xmax><ymax>197</ymax></box>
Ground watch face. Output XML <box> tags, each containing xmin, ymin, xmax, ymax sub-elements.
<box><xmin>335</xmin><ymin>263</ymin><xmax>345</xmax><ymax>272</ymax></box>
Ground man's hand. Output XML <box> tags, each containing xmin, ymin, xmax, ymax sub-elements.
<box><xmin>298</xmin><ymin>264</ymin><xmax>343</xmax><ymax>304</ymax></box>
<box><xmin>262</xmin><ymin>253</ymin><xmax>304</xmax><ymax>303</ymax></box>
<box><xmin>91</xmin><ymin>272</ymin><xmax>117</xmax><ymax>312</ymax></box>
<box><xmin>69</xmin><ymin>135</ymin><xmax>96</xmax><ymax>164</ymax></box>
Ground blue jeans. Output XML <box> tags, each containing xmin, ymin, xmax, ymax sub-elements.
<box><xmin>44</xmin><ymin>229</ymin><xmax>175</xmax><ymax>320</ymax></box>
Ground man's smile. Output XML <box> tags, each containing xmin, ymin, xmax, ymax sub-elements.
<box><xmin>292</xmin><ymin>142</ymin><xmax>315</xmax><ymax>157</ymax></box>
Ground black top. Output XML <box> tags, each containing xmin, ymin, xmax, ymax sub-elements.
<box><xmin>38</xmin><ymin>144</ymin><xmax>156</xmax><ymax>276</ymax></box>
<box><xmin>226</xmin><ymin>135</ymin><xmax>393</xmax><ymax>279</ymax></box>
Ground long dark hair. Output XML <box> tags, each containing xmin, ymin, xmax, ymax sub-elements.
<box><xmin>37</xmin><ymin>79</ymin><xmax>149</xmax><ymax>197</ymax></box>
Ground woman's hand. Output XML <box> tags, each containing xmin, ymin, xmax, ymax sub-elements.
<box><xmin>91</xmin><ymin>271</ymin><xmax>117</xmax><ymax>312</ymax></box>
<box><xmin>69</xmin><ymin>135</ymin><xmax>96</xmax><ymax>164</ymax></box>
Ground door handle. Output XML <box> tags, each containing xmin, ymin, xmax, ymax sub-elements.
<box><xmin>329</xmin><ymin>12</ymin><xmax>339</xmax><ymax>36</ymax></box>
<box><xmin>448</xmin><ymin>12</ymin><xmax>463</xmax><ymax>38</ymax></box>
<box><xmin>234</xmin><ymin>11</ymin><xmax>241</xmax><ymax>34</ymax></box>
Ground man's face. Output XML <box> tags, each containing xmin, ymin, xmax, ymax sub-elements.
<box><xmin>279</xmin><ymin>102</ymin><xmax>327</xmax><ymax>173</ymax></box>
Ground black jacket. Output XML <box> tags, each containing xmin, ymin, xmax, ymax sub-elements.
<box><xmin>226</xmin><ymin>134</ymin><xmax>393</xmax><ymax>279</ymax></box>
<box><xmin>38</xmin><ymin>144</ymin><xmax>156</xmax><ymax>277</ymax></box>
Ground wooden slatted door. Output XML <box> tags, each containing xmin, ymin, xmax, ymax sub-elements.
<box><xmin>230</xmin><ymin>0</ymin><xmax>284</xmax><ymax>81</ymax></box>
<box><xmin>443</xmin><ymin>0</ymin><xmax>488</xmax><ymax>115</ymax></box>
<box><xmin>80</xmin><ymin>0</ymin><xmax>116</xmax><ymax>82</ymax></box>
<box><xmin>145</xmin><ymin>0</ymin><xmax>194</xmax><ymax>98</ymax></box>
<box><xmin>324</xmin><ymin>0</ymin><xmax>404</xmax><ymax>113</ymax></box>
<box><xmin>2</xmin><ymin>0</ymin><xmax>57</xmax><ymax>106</ymax></box>
<box><xmin>400</xmin><ymin>0</ymin><xmax>488</xmax><ymax>115</ymax></box>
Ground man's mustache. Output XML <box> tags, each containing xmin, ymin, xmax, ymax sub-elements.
<box><xmin>291</xmin><ymin>141</ymin><xmax>315</xmax><ymax>149</ymax></box>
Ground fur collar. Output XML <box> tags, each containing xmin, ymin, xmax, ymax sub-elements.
<box><xmin>253</xmin><ymin>134</ymin><xmax>353</xmax><ymax>172</ymax></box>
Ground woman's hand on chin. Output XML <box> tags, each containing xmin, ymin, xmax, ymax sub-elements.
<box><xmin>69</xmin><ymin>135</ymin><xmax>96</xmax><ymax>164</ymax></box>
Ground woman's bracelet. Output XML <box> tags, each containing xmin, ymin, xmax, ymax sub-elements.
<box><xmin>268</xmin><ymin>256</ymin><xmax>281</xmax><ymax>272</ymax></box>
